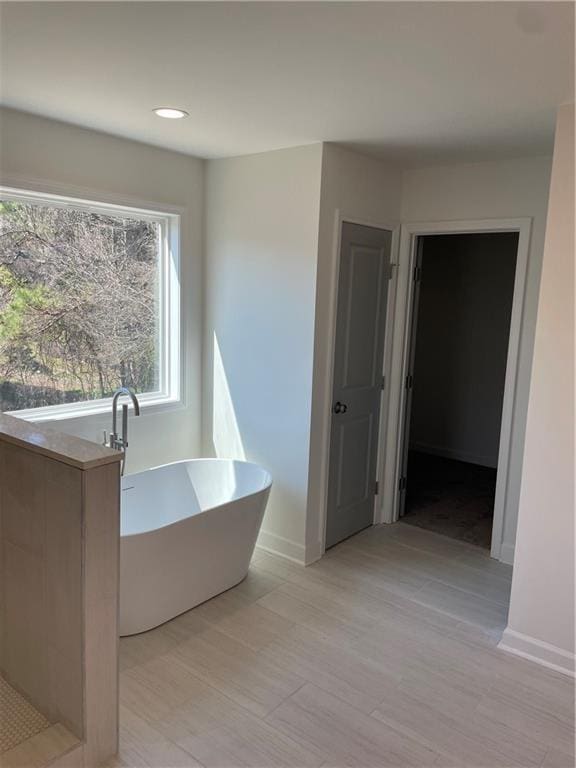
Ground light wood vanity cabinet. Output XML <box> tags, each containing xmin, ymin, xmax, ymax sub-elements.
<box><xmin>0</xmin><ymin>413</ymin><xmax>122</xmax><ymax>768</ymax></box>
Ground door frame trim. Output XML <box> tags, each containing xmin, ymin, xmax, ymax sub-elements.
<box><xmin>379</xmin><ymin>217</ymin><xmax>532</xmax><ymax>562</ymax></box>
<box><xmin>317</xmin><ymin>210</ymin><xmax>400</xmax><ymax>557</ymax></box>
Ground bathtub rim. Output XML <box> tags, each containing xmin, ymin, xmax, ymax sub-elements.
<box><xmin>121</xmin><ymin>457</ymin><xmax>272</xmax><ymax>539</ymax></box>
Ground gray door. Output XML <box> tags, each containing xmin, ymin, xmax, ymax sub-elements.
<box><xmin>325</xmin><ymin>222</ymin><xmax>392</xmax><ymax>549</ymax></box>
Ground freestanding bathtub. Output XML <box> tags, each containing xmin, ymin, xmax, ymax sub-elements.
<box><xmin>120</xmin><ymin>458</ymin><xmax>272</xmax><ymax>636</ymax></box>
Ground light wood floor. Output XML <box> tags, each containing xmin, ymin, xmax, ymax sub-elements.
<box><xmin>113</xmin><ymin>522</ymin><xmax>575</xmax><ymax>768</ymax></box>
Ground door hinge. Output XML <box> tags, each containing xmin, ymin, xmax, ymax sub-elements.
<box><xmin>399</xmin><ymin>476</ymin><xmax>407</xmax><ymax>492</ymax></box>
<box><xmin>375</xmin><ymin>480</ymin><xmax>379</xmax><ymax>495</ymax></box>
<box><xmin>388</xmin><ymin>262</ymin><xmax>396</xmax><ymax>280</ymax></box>
<box><xmin>405</xmin><ymin>373</ymin><xmax>413</xmax><ymax>390</ymax></box>
<box><xmin>413</xmin><ymin>265</ymin><xmax>422</xmax><ymax>282</ymax></box>
<box><xmin>381</xmin><ymin>375</ymin><xmax>386</xmax><ymax>390</ymax></box>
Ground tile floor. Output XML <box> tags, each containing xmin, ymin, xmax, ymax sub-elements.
<box><xmin>113</xmin><ymin>522</ymin><xmax>575</xmax><ymax>768</ymax></box>
<box><xmin>0</xmin><ymin>675</ymin><xmax>78</xmax><ymax>768</ymax></box>
<box><xmin>0</xmin><ymin>676</ymin><xmax>51</xmax><ymax>754</ymax></box>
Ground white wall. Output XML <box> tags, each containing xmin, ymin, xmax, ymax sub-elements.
<box><xmin>401</xmin><ymin>155</ymin><xmax>552</xmax><ymax>562</ymax></box>
<box><xmin>306</xmin><ymin>144</ymin><xmax>402</xmax><ymax>562</ymax></box>
<box><xmin>500</xmin><ymin>104</ymin><xmax>575</xmax><ymax>676</ymax></box>
<box><xmin>203</xmin><ymin>145</ymin><xmax>323</xmax><ymax>563</ymax></box>
<box><xmin>0</xmin><ymin>110</ymin><xmax>556</xmax><ymax>574</ymax></box>
<box><xmin>0</xmin><ymin>107</ymin><xmax>204</xmax><ymax>472</ymax></box>
<box><xmin>410</xmin><ymin>233</ymin><xmax>517</xmax><ymax>468</ymax></box>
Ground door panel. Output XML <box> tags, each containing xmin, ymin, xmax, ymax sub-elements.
<box><xmin>335</xmin><ymin>414</ymin><xmax>373</xmax><ymax>509</ymax></box>
<box><xmin>342</xmin><ymin>247</ymin><xmax>385</xmax><ymax>389</ymax></box>
<box><xmin>326</xmin><ymin>223</ymin><xmax>392</xmax><ymax>549</ymax></box>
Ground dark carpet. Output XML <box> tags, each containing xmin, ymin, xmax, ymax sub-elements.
<box><xmin>402</xmin><ymin>451</ymin><xmax>496</xmax><ymax>549</ymax></box>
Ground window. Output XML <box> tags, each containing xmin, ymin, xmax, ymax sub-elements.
<box><xmin>0</xmin><ymin>188</ymin><xmax>180</xmax><ymax>420</ymax></box>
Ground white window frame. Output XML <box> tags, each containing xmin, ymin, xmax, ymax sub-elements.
<box><xmin>1</xmin><ymin>186</ymin><xmax>182</xmax><ymax>422</ymax></box>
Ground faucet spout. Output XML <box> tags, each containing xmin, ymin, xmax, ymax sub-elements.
<box><xmin>112</xmin><ymin>387</ymin><xmax>140</xmax><ymax>437</ymax></box>
<box><xmin>107</xmin><ymin>387</ymin><xmax>141</xmax><ymax>474</ymax></box>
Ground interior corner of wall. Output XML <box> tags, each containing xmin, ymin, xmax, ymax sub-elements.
<box><xmin>498</xmin><ymin>627</ymin><xmax>576</xmax><ymax>678</ymax></box>
<box><xmin>255</xmin><ymin>529</ymin><xmax>307</xmax><ymax>566</ymax></box>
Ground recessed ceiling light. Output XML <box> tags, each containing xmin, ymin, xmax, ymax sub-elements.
<box><xmin>153</xmin><ymin>107</ymin><xmax>189</xmax><ymax>119</ymax></box>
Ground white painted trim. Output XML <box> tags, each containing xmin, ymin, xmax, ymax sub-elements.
<box><xmin>499</xmin><ymin>542</ymin><xmax>515</xmax><ymax>566</ymax></box>
<box><xmin>498</xmin><ymin>628</ymin><xmax>576</xmax><ymax>678</ymax></box>
<box><xmin>12</xmin><ymin>393</ymin><xmax>186</xmax><ymax>424</ymax></box>
<box><xmin>0</xmin><ymin>172</ymin><xmax>187</xmax><ymax>216</ymax></box>
<box><xmin>381</xmin><ymin>218</ymin><xmax>532</xmax><ymax>565</ymax></box>
<box><xmin>374</xmin><ymin>227</ymin><xmax>401</xmax><ymax>525</ymax></box>
<box><xmin>315</xmin><ymin>210</ymin><xmax>400</xmax><ymax>557</ymax></box>
<box><xmin>409</xmin><ymin>441</ymin><xmax>497</xmax><ymax>469</ymax></box>
<box><xmin>490</xmin><ymin>221</ymin><xmax>531</xmax><ymax>561</ymax></box>
<box><xmin>256</xmin><ymin>531</ymin><xmax>306</xmax><ymax>566</ymax></box>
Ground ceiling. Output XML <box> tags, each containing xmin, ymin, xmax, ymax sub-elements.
<box><xmin>0</xmin><ymin>2</ymin><xmax>573</xmax><ymax>165</ymax></box>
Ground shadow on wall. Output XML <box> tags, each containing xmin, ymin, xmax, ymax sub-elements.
<box><xmin>212</xmin><ymin>332</ymin><xmax>246</xmax><ymax>460</ymax></box>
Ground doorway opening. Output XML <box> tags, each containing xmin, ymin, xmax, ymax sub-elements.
<box><xmin>399</xmin><ymin>232</ymin><xmax>518</xmax><ymax>551</ymax></box>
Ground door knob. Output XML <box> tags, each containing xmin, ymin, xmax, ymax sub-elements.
<box><xmin>333</xmin><ymin>401</ymin><xmax>348</xmax><ymax>414</ymax></box>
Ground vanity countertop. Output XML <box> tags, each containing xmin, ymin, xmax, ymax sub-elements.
<box><xmin>0</xmin><ymin>412</ymin><xmax>123</xmax><ymax>470</ymax></box>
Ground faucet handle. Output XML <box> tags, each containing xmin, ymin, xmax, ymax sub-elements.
<box><xmin>122</xmin><ymin>403</ymin><xmax>129</xmax><ymax>448</ymax></box>
<box><xmin>102</xmin><ymin>429</ymin><xmax>108</xmax><ymax>447</ymax></box>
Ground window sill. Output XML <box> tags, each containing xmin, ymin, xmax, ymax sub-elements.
<box><xmin>7</xmin><ymin>394</ymin><xmax>185</xmax><ymax>424</ymax></box>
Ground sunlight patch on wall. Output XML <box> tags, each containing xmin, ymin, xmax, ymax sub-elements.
<box><xmin>212</xmin><ymin>332</ymin><xmax>246</xmax><ymax>460</ymax></box>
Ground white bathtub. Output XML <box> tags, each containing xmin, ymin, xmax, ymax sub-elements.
<box><xmin>120</xmin><ymin>458</ymin><xmax>272</xmax><ymax>636</ymax></box>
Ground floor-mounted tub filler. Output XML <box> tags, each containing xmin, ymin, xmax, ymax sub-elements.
<box><xmin>120</xmin><ymin>458</ymin><xmax>272</xmax><ymax>636</ymax></box>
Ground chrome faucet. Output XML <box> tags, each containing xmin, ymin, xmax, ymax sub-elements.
<box><xmin>103</xmin><ymin>387</ymin><xmax>141</xmax><ymax>473</ymax></box>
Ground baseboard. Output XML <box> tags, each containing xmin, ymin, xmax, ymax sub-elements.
<box><xmin>499</xmin><ymin>541</ymin><xmax>515</xmax><ymax>565</ymax></box>
<box><xmin>303</xmin><ymin>541</ymin><xmax>323</xmax><ymax>567</ymax></box>
<box><xmin>498</xmin><ymin>627</ymin><xmax>575</xmax><ymax>678</ymax></box>
<box><xmin>256</xmin><ymin>530</ymin><xmax>306</xmax><ymax>565</ymax></box>
<box><xmin>410</xmin><ymin>441</ymin><xmax>497</xmax><ymax>469</ymax></box>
